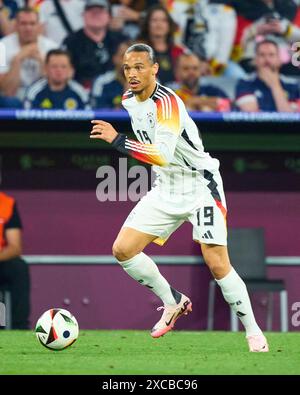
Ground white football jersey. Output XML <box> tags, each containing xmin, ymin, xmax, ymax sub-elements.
<box><xmin>113</xmin><ymin>83</ymin><xmax>220</xmax><ymax>195</ymax></box>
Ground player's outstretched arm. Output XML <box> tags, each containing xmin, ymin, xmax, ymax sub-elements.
<box><xmin>90</xmin><ymin>120</ymin><xmax>173</xmax><ymax>167</ymax></box>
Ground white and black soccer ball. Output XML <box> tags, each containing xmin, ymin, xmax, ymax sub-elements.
<box><xmin>35</xmin><ymin>308</ymin><xmax>79</xmax><ymax>350</ymax></box>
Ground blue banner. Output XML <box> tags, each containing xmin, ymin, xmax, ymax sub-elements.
<box><xmin>0</xmin><ymin>109</ymin><xmax>300</xmax><ymax>122</ymax></box>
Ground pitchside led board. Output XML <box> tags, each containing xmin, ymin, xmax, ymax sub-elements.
<box><xmin>1</xmin><ymin>109</ymin><xmax>300</xmax><ymax>192</ymax></box>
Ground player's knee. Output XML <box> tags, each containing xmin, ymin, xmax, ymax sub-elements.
<box><xmin>112</xmin><ymin>241</ymin><xmax>135</xmax><ymax>263</ymax></box>
<box><xmin>205</xmin><ymin>256</ymin><xmax>223</xmax><ymax>273</ymax></box>
<box><xmin>203</xmin><ymin>249</ymin><xmax>227</xmax><ymax>276</ymax></box>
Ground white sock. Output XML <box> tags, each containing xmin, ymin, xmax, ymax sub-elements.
<box><xmin>118</xmin><ymin>252</ymin><xmax>181</xmax><ymax>306</ymax></box>
<box><xmin>216</xmin><ymin>268</ymin><xmax>262</xmax><ymax>336</ymax></box>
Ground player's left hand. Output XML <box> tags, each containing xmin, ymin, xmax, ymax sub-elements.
<box><xmin>90</xmin><ymin>120</ymin><xmax>119</xmax><ymax>144</ymax></box>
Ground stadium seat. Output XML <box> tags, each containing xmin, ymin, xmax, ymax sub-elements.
<box><xmin>0</xmin><ymin>286</ymin><xmax>12</xmax><ymax>329</ymax></box>
<box><xmin>207</xmin><ymin>228</ymin><xmax>288</xmax><ymax>332</ymax></box>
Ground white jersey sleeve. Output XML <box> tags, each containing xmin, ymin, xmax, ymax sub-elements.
<box><xmin>112</xmin><ymin>86</ymin><xmax>181</xmax><ymax>166</ymax></box>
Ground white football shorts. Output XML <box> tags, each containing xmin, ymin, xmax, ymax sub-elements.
<box><xmin>122</xmin><ymin>169</ymin><xmax>227</xmax><ymax>246</ymax></box>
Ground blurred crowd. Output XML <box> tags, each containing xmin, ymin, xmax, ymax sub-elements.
<box><xmin>0</xmin><ymin>0</ymin><xmax>300</xmax><ymax>112</ymax></box>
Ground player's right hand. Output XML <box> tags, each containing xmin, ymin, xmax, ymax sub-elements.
<box><xmin>90</xmin><ymin>120</ymin><xmax>119</xmax><ymax>144</ymax></box>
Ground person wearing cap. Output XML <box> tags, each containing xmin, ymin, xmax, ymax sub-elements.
<box><xmin>62</xmin><ymin>0</ymin><xmax>127</xmax><ymax>90</ymax></box>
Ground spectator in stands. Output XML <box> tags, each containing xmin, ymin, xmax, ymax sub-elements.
<box><xmin>166</xmin><ymin>0</ymin><xmax>246</xmax><ymax>79</ymax></box>
<box><xmin>235</xmin><ymin>39</ymin><xmax>300</xmax><ymax>112</ymax></box>
<box><xmin>0</xmin><ymin>0</ymin><xmax>18</xmax><ymax>38</ymax></box>
<box><xmin>138</xmin><ymin>4</ymin><xmax>187</xmax><ymax>85</ymax></box>
<box><xmin>230</xmin><ymin>0</ymin><xmax>300</xmax><ymax>75</ymax></box>
<box><xmin>110</xmin><ymin>0</ymin><xmax>145</xmax><ymax>40</ymax></box>
<box><xmin>39</xmin><ymin>0</ymin><xmax>85</xmax><ymax>45</ymax></box>
<box><xmin>62</xmin><ymin>0</ymin><xmax>126</xmax><ymax>90</ymax></box>
<box><xmin>0</xmin><ymin>191</ymin><xmax>30</xmax><ymax>329</ymax></box>
<box><xmin>0</xmin><ymin>7</ymin><xmax>58</xmax><ymax>100</ymax></box>
<box><xmin>91</xmin><ymin>41</ymin><xmax>129</xmax><ymax>109</ymax></box>
<box><xmin>24</xmin><ymin>49</ymin><xmax>89</xmax><ymax>110</ymax></box>
<box><xmin>167</xmin><ymin>53</ymin><xmax>231</xmax><ymax>112</ymax></box>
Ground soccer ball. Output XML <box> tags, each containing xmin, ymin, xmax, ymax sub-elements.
<box><xmin>35</xmin><ymin>308</ymin><xmax>79</xmax><ymax>350</ymax></box>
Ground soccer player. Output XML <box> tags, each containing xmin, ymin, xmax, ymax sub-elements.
<box><xmin>90</xmin><ymin>43</ymin><xmax>269</xmax><ymax>352</ymax></box>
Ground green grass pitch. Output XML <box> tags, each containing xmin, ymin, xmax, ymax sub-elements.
<box><xmin>0</xmin><ymin>330</ymin><xmax>299</xmax><ymax>375</ymax></box>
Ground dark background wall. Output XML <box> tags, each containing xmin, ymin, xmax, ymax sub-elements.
<box><xmin>2</xmin><ymin>114</ymin><xmax>300</xmax><ymax>332</ymax></box>
<box><xmin>10</xmin><ymin>190</ymin><xmax>299</xmax><ymax>256</ymax></box>
<box><xmin>7</xmin><ymin>190</ymin><xmax>300</xmax><ymax>331</ymax></box>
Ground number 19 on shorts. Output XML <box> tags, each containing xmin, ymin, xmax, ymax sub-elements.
<box><xmin>196</xmin><ymin>206</ymin><xmax>214</xmax><ymax>226</ymax></box>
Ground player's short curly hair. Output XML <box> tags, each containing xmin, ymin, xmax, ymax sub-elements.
<box><xmin>125</xmin><ymin>43</ymin><xmax>157</xmax><ymax>65</ymax></box>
